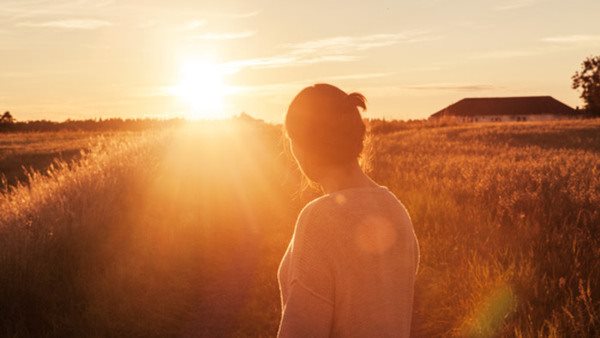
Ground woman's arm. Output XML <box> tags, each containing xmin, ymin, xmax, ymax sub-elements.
<box><xmin>278</xmin><ymin>203</ymin><xmax>335</xmax><ymax>337</ymax></box>
<box><xmin>277</xmin><ymin>280</ymin><xmax>334</xmax><ymax>338</ymax></box>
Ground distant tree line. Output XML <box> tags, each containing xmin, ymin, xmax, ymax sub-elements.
<box><xmin>0</xmin><ymin>115</ymin><xmax>185</xmax><ymax>133</ymax></box>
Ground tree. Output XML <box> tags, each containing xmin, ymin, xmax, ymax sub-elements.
<box><xmin>572</xmin><ymin>55</ymin><xmax>600</xmax><ymax>115</ymax></box>
<box><xmin>0</xmin><ymin>111</ymin><xmax>14</xmax><ymax>124</ymax></box>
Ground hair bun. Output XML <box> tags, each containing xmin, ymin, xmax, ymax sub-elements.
<box><xmin>347</xmin><ymin>92</ymin><xmax>367</xmax><ymax>111</ymax></box>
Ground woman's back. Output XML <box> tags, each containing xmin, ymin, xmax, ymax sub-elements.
<box><xmin>278</xmin><ymin>185</ymin><xmax>420</xmax><ymax>337</ymax></box>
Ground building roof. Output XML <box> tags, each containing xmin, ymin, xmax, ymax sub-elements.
<box><xmin>430</xmin><ymin>96</ymin><xmax>576</xmax><ymax>118</ymax></box>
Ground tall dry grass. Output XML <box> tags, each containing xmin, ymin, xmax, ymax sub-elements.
<box><xmin>364</xmin><ymin>119</ymin><xmax>600</xmax><ymax>337</ymax></box>
<box><xmin>0</xmin><ymin>131</ymin><xmax>172</xmax><ymax>336</ymax></box>
<box><xmin>0</xmin><ymin>131</ymin><xmax>106</xmax><ymax>187</ymax></box>
<box><xmin>0</xmin><ymin>118</ymin><xmax>598</xmax><ymax>337</ymax></box>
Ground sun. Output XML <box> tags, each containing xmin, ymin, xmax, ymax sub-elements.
<box><xmin>170</xmin><ymin>59</ymin><xmax>230</xmax><ymax>120</ymax></box>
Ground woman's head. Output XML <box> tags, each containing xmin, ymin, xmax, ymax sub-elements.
<box><xmin>285</xmin><ymin>83</ymin><xmax>366</xmax><ymax>180</ymax></box>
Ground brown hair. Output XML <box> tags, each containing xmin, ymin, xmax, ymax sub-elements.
<box><xmin>285</xmin><ymin>83</ymin><xmax>366</xmax><ymax>165</ymax></box>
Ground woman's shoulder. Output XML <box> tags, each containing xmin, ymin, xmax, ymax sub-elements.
<box><xmin>293</xmin><ymin>194</ymin><xmax>343</xmax><ymax>241</ymax></box>
<box><xmin>299</xmin><ymin>185</ymin><xmax>410</xmax><ymax>224</ymax></box>
<box><xmin>303</xmin><ymin>194</ymin><xmax>337</xmax><ymax>213</ymax></box>
<box><xmin>301</xmin><ymin>186</ymin><xmax>400</xmax><ymax>217</ymax></box>
<box><xmin>296</xmin><ymin>195</ymin><xmax>334</xmax><ymax>227</ymax></box>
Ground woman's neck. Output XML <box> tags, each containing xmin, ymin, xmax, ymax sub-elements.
<box><xmin>318</xmin><ymin>161</ymin><xmax>379</xmax><ymax>194</ymax></box>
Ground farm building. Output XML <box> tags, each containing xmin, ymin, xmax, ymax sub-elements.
<box><xmin>430</xmin><ymin>96</ymin><xmax>579</xmax><ymax>122</ymax></box>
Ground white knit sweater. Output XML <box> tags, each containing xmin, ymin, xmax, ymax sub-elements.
<box><xmin>277</xmin><ymin>186</ymin><xmax>420</xmax><ymax>338</ymax></box>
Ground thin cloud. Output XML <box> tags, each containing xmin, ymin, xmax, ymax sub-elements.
<box><xmin>470</xmin><ymin>40</ymin><xmax>595</xmax><ymax>60</ymax></box>
<box><xmin>224</xmin><ymin>31</ymin><xmax>438</xmax><ymax>71</ymax></box>
<box><xmin>470</xmin><ymin>49</ymin><xmax>538</xmax><ymax>60</ymax></box>
<box><xmin>284</xmin><ymin>31</ymin><xmax>439</xmax><ymax>54</ymax></box>
<box><xmin>179</xmin><ymin>20</ymin><xmax>207</xmax><ymax>31</ymax></box>
<box><xmin>225</xmin><ymin>56</ymin><xmax>297</xmax><ymax>70</ymax></box>
<box><xmin>237</xmin><ymin>80</ymin><xmax>497</xmax><ymax>100</ymax></box>
<box><xmin>402</xmin><ymin>66</ymin><xmax>443</xmax><ymax>72</ymax></box>
<box><xmin>405</xmin><ymin>83</ymin><xmax>499</xmax><ymax>91</ymax></box>
<box><xmin>318</xmin><ymin>72</ymin><xmax>393</xmax><ymax>81</ymax></box>
<box><xmin>494</xmin><ymin>0</ymin><xmax>541</xmax><ymax>11</ymax></box>
<box><xmin>1</xmin><ymin>0</ymin><xmax>115</xmax><ymax>20</ymax></box>
<box><xmin>222</xmin><ymin>10</ymin><xmax>261</xmax><ymax>19</ymax></box>
<box><xmin>233</xmin><ymin>72</ymin><xmax>393</xmax><ymax>96</ymax></box>
<box><xmin>17</xmin><ymin>19</ymin><xmax>113</xmax><ymax>29</ymax></box>
<box><xmin>194</xmin><ymin>31</ymin><xmax>256</xmax><ymax>41</ymax></box>
<box><xmin>295</xmin><ymin>55</ymin><xmax>360</xmax><ymax>65</ymax></box>
<box><xmin>542</xmin><ymin>35</ymin><xmax>600</xmax><ymax>44</ymax></box>
<box><xmin>224</xmin><ymin>54</ymin><xmax>359</xmax><ymax>72</ymax></box>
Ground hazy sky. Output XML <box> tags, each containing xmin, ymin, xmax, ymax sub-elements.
<box><xmin>2</xmin><ymin>0</ymin><xmax>600</xmax><ymax>122</ymax></box>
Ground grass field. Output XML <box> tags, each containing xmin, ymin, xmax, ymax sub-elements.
<box><xmin>0</xmin><ymin>119</ymin><xmax>598</xmax><ymax>337</ymax></box>
<box><xmin>0</xmin><ymin>131</ymin><xmax>129</xmax><ymax>188</ymax></box>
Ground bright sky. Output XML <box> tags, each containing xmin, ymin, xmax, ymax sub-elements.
<box><xmin>1</xmin><ymin>0</ymin><xmax>600</xmax><ymax>122</ymax></box>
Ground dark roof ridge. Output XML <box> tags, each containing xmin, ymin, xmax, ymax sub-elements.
<box><xmin>460</xmin><ymin>95</ymin><xmax>553</xmax><ymax>100</ymax></box>
<box><xmin>430</xmin><ymin>96</ymin><xmax>576</xmax><ymax>118</ymax></box>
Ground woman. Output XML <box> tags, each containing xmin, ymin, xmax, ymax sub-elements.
<box><xmin>278</xmin><ymin>84</ymin><xmax>420</xmax><ymax>337</ymax></box>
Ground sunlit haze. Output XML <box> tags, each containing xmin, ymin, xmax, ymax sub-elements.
<box><xmin>168</xmin><ymin>58</ymin><xmax>232</xmax><ymax>119</ymax></box>
<box><xmin>2</xmin><ymin>0</ymin><xmax>600</xmax><ymax>121</ymax></box>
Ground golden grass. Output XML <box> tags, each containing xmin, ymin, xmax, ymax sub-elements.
<box><xmin>0</xmin><ymin>131</ymin><xmax>124</xmax><ymax>188</ymax></box>
<box><xmin>365</xmin><ymin>119</ymin><xmax>600</xmax><ymax>337</ymax></box>
<box><xmin>0</xmin><ymin>118</ymin><xmax>598</xmax><ymax>337</ymax></box>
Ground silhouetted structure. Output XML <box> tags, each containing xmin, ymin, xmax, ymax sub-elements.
<box><xmin>430</xmin><ymin>96</ymin><xmax>579</xmax><ymax>122</ymax></box>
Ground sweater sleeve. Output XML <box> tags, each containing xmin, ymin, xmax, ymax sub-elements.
<box><xmin>277</xmin><ymin>281</ymin><xmax>334</xmax><ymax>338</ymax></box>
<box><xmin>278</xmin><ymin>202</ymin><xmax>335</xmax><ymax>337</ymax></box>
